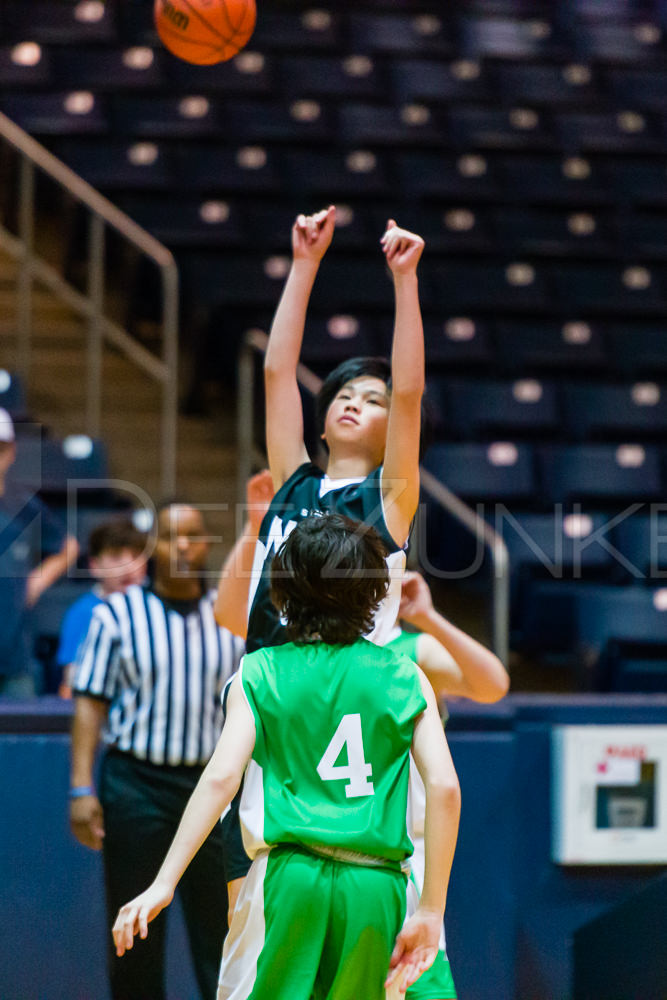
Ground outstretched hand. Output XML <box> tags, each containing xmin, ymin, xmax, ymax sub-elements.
<box><xmin>292</xmin><ymin>205</ymin><xmax>336</xmax><ymax>262</ymax></box>
<box><xmin>112</xmin><ymin>882</ymin><xmax>174</xmax><ymax>957</ymax></box>
<box><xmin>381</xmin><ymin>219</ymin><xmax>425</xmax><ymax>276</ymax></box>
<box><xmin>385</xmin><ymin>908</ymin><xmax>442</xmax><ymax>993</ymax></box>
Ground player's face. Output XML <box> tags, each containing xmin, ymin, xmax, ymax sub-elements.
<box><xmin>155</xmin><ymin>505</ymin><xmax>209</xmax><ymax>580</ymax></box>
<box><xmin>323</xmin><ymin>376</ymin><xmax>390</xmax><ymax>463</ymax></box>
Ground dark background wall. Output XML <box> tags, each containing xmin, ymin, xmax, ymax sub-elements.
<box><xmin>1</xmin><ymin>697</ymin><xmax>666</xmax><ymax>1000</ymax></box>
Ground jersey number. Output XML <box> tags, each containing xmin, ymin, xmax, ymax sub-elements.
<box><xmin>316</xmin><ymin>714</ymin><xmax>374</xmax><ymax>799</ymax></box>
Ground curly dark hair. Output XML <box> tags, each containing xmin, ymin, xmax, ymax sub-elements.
<box><xmin>270</xmin><ymin>513</ymin><xmax>389</xmax><ymax>644</ymax></box>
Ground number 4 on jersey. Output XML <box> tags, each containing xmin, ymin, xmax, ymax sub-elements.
<box><xmin>316</xmin><ymin>713</ymin><xmax>375</xmax><ymax>798</ymax></box>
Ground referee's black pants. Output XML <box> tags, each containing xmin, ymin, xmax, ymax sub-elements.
<box><xmin>100</xmin><ymin>750</ymin><xmax>228</xmax><ymax>1000</ymax></box>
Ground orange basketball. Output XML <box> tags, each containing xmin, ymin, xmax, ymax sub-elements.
<box><xmin>154</xmin><ymin>0</ymin><xmax>256</xmax><ymax>65</ymax></box>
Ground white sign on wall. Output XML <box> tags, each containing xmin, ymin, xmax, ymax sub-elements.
<box><xmin>552</xmin><ymin>725</ymin><xmax>667</xmax><ymax>864</ymax></box>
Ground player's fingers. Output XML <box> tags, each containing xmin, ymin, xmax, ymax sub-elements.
<box><xmin>138</xmin><ymin>906</ymin><xmax>150</xmax><ymax>940</ymax></box>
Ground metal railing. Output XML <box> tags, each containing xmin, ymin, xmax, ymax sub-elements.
<box><xmin>0</xmin><ymin>111</ymin><xmax>179</xmax><ymax>496</ymax></box>
<box><xmin>236</xmin><ymin>327</ymin><xmax>510</xmax><ymax>665</ymax></box>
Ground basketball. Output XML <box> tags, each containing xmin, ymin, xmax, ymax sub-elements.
<box><xmin>153</xmin><ymin>0</ymin><xmax>256</xmax><ymax>65</ymax></box>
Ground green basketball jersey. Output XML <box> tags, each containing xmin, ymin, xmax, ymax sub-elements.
<box><xmin>239</xmin><ymin>638</ymin><xmax>427</xmax><ymax>862</ymax></box>
<box><xmin>386</xmin><ymin>629</ymin><xmax>420</xmax><ymax>662</ymax></box>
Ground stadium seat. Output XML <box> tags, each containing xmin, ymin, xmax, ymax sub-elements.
<box><xmin>53</xmin><ymin>45</ymin><xmax>166</xmax><ymax>92</ymax></box>
<box><xmin>280</xmin><ymin>54</ymin><xmax>386</xmax><ymax>101</ymax></box>
<box><xmin>608</xmin><ymin>324</ymin><xmax>667</xmax><ymax>376</ymax></box>
<box><xmin>595</xmin><ymin>638</ymin><xmax>667</xmax><ymax>693</ymax></box>
<box><xmin>114</xmin><ymin>195</ymin><xmax>247</xmax><ymax>249</ymax></box>
<box><xmin>338</xmin><ymin>101</ymin><xmax>443</xmax><ymax>146</ymax></box>
<box><xmin>3</xmin><ymin>0</ymin><xmax>118</xmax><ymax>44</ymax></box>
<box><xmin>547</xmin><ymin>262</ymin><xmax>665</xmax><ymax>313</ymax></box>
<box><xmin>495</xmin><ymin>320</ymin><xmax>609</xmax><ymax>375</ymax></box>
<box><xmin>0</xmin><ymin>44</ymin><xmax>54</xmax><ymax>88</ymax></box>
<box><xmin>394</xmin><ymin>150</ymin><xmax>502</xmax><ymax>202</ymax></box>
<box><xmin>299</xmin><ymin>315</ymin><xmax>382</xmax><ymax>371</ymax></box>
<box><xmin>176</xmin><ymin>144</ymin><xmax>284</xmax><ymax>195</ymax></box>
<box><xmin>605</xmin><ymin>159</ymin><xmax>667</xmax><ymax>207</ymax></box>
<box><xmin>538</xmin><ymin>443</ymin><xmax>662</xmax><ymax>507</ymax></box>
<box><xmin>422</xmin><ymin>318</ymin><xmax>497</xmax><ymax>374</ymax></box>
<box><xmin>429</xmin><ymin>260</ymin><xmax>549</xmax><ymax>313</ymax></box>
<box><xmin>459</xmin><ymin>15</ymin><xmax>566</xmax><ymax>60</ymax></box>
<box><xmin>555</xmin><ymin>110</ymin><xmax>661</xmax><ymax>154</ymax></box>
<box><xmin>112</xmin><ymin>95</ymin><xmax>225</xmax><ymax>140</ymax></box>
<box><xmin>223</xmin><ymin>99</ymin><xmax>334</xmax><ymax>144</ymax></box>
<box><xmin>497</xmin><ymin>153</ymin><xmax>610</xmax><ymax>206</ymax></box>
<box><xmin>446</xmin><ymin>106</ymin><xmax>556</xmax><ymax>152</ymax></box>
<box><xmin>494</xmin><ymin>207</ymin><xmax>613</xmax><ymax>257</ymax></box>
<box><xmin>606</xmin><ymin>68</ymin><xmax>667</xmax><ymax>113</ymax></box>
<box><xmin>1</xmin><ymin>92</ymin><xmax>110</xmax><ymax>137</ymax></box>
<box><xmin>347</xmin><ymin>12</ymin><xmax>454</xmax><ymax>57</ymax></box>
<box><xmin>435</xmin><ymin>377</ymin><xmax>561</xmax><ymax>441</ymax></box>
<box><xmin>561</xmin><ymin>382</ymin><xmax>667</xmax><ymax>441</ymax></box>
<box><xmin>252</xmin><ymin>9</ymin><xmax>342</xmax><ymax>51</ymax></box>
<box><xmin>422</xmin><ymin>441</ymin><xmax>537</xmax><ymax>504</ymax></box>
<box><xmin>618</xmin><ymin>212</ymin><xmax>667</xmax><ymax>259</ymax></box>
<box><xmin>391</xmin><ymin>58</ymin><xmax>493</xmax><ymax>105</ymax></box>
<box><xmin>496</xmin><ymin>62</ymin><xmax>602</xmax><ymax>108</ymax></box>
<box><xmin>284</xmin><ymin>148</ymin><xmax>393</xmax><ymax>199</ymax></box>
<box><xmin>50</xmin><ymin>138</ymin><xmax>178</xmax><ymax>192</ymax></box>
<box><xmin>168</xmin><ymin>49</ymin><xmax>275</xmax><ymax>96</ymax></box>
<box><xmin>612</xmin><ymin>507</ymin><xmax>667</xmax><ymax>581</ymax></box>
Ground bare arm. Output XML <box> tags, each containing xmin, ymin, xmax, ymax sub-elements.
<box><xmin>401</xmin><ymin>572</ymin><xmax>509</xmax><ymax>703</ymax></box>
<box><xmin>70</xmin><ymin>695</ymin><xmax>108</xmax><ymax>850</ymax></box>
<box><xmin>379</xmin><ymin>221</ymin><xmax>425</xmax><ymax>548</ymax></box>
<box><xmin>214</xmin><ymin>469</ymin><xmax>275</xmax><ymax>637</ymax></box>
<box><xmin>112</xmin><ymin>675</ymin><xmax>256</xmax><ymax>956</ymax></box>
<box><xmin>386</xmin><ymin>669</ymin><xmax>460</xmax><ymax>991</ymax></box>
<box><xmin>26</xmin><ymin>535</ymin><xmax>79</xmax><ymax>607</ymax></box>
<box><xmin>264</xmin><ymin>206</ymin><xmax>336</xmax><ymax>488</ymax></box>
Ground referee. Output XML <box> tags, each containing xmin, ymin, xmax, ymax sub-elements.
<box><xmin>69</xmin><ymin>502</ymin><xmax>247</xmax><ymax>1000</ymax></box>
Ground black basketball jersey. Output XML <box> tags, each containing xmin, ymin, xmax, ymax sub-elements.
<box><xmin>246</xmin><ymin>462</ymin><xmax>406</xmax><ymax>653</ymax></box>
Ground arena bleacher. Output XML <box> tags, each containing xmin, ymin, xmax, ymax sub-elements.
<box><xmin>2</xmin><ymin>0</ymin><xmax>667</xmax><ymax>691</ymax></box>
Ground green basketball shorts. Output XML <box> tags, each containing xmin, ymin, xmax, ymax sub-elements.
<box><xmin>218</xmin><ymin>844</ymin><xmax>407</xmax><ymax>1000</ymax></box>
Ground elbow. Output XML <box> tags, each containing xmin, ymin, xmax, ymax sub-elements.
<box><xmin>481</xmin><ymin>665</ymin><xmax>511</xmax><ymax>703</ymax></box>
<box><xmin>428</xmin><ymin>774</ymin><xmax>461</xmax><ymax>815</ymax></box>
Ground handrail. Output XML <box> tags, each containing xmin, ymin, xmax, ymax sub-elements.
<box><xmin>0</xmin><ymin>111</ymin><xmax>178</xmax><ymax>496</ymax></box>
<box><xmin>236</xmin><ymin>328</ymin><xmax>510</xmax><ymax>664</ymax></box>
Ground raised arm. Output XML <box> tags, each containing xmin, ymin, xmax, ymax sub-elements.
<box><xmin>264</xmin><ymin>205</ymin><xmax>337</xmax><ymax>488</ymax></box>
<box><xmin>400</xmin><ymin>572</ymin><xmax>509</xmax><ymax>703</ymax></box>
<box><xmin>214</xmin><ymin>469</ymin><xmax>275</xmax><ymax>637</ymax></box>
<box><xmin>386</xmin><ymin>668</ymin><xmax>460</xmax><ymax>992</ymax></box>
<box><xmin>112</xmin><ymin>675</ymin><xmax>256</xmax><ymax>957</ymax></box>
<box><xmin>379</xmin><ymin>221</ymin><xmax>425</xmax><ymax>548</ymax></box>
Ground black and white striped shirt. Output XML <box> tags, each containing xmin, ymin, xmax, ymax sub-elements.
<box><xmin>73</xmin><ymin>585</ymin><xmax>244</xmax><ymax>766</ymax></box>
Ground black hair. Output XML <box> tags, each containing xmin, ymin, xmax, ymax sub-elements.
<box><xmin>88</xmin><ymin>518</ymin><xmax>147</xmax><ymax>559</ymax></box>
<box><xmin>270</xmin><ymin>513</ymin><xmax>389</xmax><ymax>644</ymax></box>
<box><xmin>315</xmin><ymin>355</ymin><xmax>433</xmax><ymax>461</ymax></box>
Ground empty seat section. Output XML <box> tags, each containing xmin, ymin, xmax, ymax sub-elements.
<box><xmin>435</xmin><ymin>377</ymin><xmax>561</xmax><ymax>441</ymax></box>
<box><xmin>538</xmin><ymin>443</ymin><xmax>662</xmax><ymax>507</ymax></box>
<box><xmin>561</xmin><ymin>382</ymin><xmax>667</xmax><ymax>441</ymax></box>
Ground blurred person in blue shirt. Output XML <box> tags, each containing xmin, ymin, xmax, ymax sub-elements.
<box><xmin>57</xmin><ymin>516</ymin><xmax>148</xmax><ymax>697</ymax></box>
<box><xmin>0</xmin><ymin>408</ymin><xmax>79</xmax><ymax>697</ymax></box>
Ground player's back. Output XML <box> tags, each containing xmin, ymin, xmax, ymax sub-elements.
<box><xmin>239</xmin><ymin>638</ymin><xmax>426</xmax><ymax>862</ymax></box>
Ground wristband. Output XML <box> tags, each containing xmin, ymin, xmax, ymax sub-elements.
<box><xmin>69</xmin><ymin>786</ymin><xmax>95</xmax><ymax>799</ymax></box>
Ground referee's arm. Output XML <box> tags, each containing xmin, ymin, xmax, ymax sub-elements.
<box><xmin>70</xmin><ymin>695</ymin><xmax>108</xmax><ymax>850</ymax></box>
<box><xmin>69</xmin><ymin>603</ymin><xmax>119</xmax><ymax>851</ymax></box>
